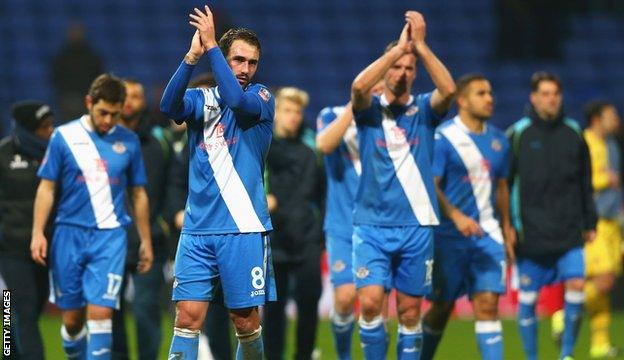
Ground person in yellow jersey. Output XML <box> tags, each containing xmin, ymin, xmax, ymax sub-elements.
<box><xmin>583</xmin><ymin>100</ymin><xmax>622</xmax><ymax>358</ymax></box>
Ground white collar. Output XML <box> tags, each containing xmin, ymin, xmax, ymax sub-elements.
<box><xmin>80</xmin><ymin>115</ymin><xmax>116</xmax><ymax>135</ymax></box>
<box><xmin>380</xmin><ymin>93</ymin><xmax>414</xmax><ymax>108</ymax></box>
<box><xmin>453</xmin><ymin>115</ymin><xmax>487</xmax><ymax>134</ymax></box>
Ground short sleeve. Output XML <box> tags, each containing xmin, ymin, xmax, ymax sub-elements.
<box><xmin>127</xmin><ymin>136</ymin><xmax>147</xmax><ymax>187</ymax></box>
<box><xmin>417</xmin><ymin>92</ymin><xmax>446</xmax><ymax>128</ymax></box>
<box><xmin>316</xmin><ymin>107</ymin><xmax>338</xmax><ymax>132</ymax></box>
<box><xmin>37</xmin><ymin>130</ymin><xmax>64</xmax><ymax>181</ymax></box>
<box><xmin>432</xmin><ymin>132</ymin><xmax>449</xmax><ymax>179</ymax></box>
<box><xmin>353</xmin><ymin>96</ymin><xmax>380</xmax><ymax>126</ymax></box>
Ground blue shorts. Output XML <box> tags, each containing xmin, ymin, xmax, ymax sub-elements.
<box><xmin>49</xmin><ymin>224</ymin><xmax>127</xmax><ymax>310</ymax></box>
<box><xmin>172</xmin><ymin>232</ymin><xmax>277</xmax><ymax>309</ymax></box>
<box><xmin>428</xmin><ymin>234</ymin><xmax>506</xmax><ymax>302</ymax></box>
<box><xmin>326</xmin><ymin>231</ymin><xmax>354</xmax><ymax>287</ymax></box>
<box><xmin>517</xmin><ymin>247</ymin><xmax>585</xmax><ymax>291</ymax></box>
<box><xmin>353</xmin><ymin>225</ymin><xmax>433</xmax><ymax>296</ymax></box>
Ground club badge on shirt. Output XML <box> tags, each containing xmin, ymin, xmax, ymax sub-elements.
<box><xmin>258</xmin><ymin>88</ymin><xmax>271</xmax><ymax>102</ymax></box>
<box><xmin>112</xmin><ymin>141</ymin><xmax>126</xmax><ymax>154</ymax></box>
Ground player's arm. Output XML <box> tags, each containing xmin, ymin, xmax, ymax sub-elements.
<box><xmin>160</xmin><ymin>31</ymin><xmax>205</xmax><ymax>123</ymax></box>
<box><xmin>434</xmin><ymin>177</ymin><xmax>483</xmax><ymax>237</ymax></box>
<box><xmin>406</xmin><ymin>11</ymin><xmax>456</xmax><ymax>116</ymax></box>
<box><xmin>131</xmin><ymin>186</ymin><xmax>153</xmax><ymax>273</ymax></box>
<box><xmin>31</xmin><ymin>179</ymin><xmax>56</xmax><ymax>266</ymax></box>
<box><xmin>351</xmin><ymin>24</ymin><xmax>412</xmax><ymax>112</ymax></box>
<box><xmin>580</xmin><ymin>137</ymin><xmax>597</xmax><ymax>243</ymax></box>
<box><xmin>495</xmin><ymin>178</ymin><xmax>516</xmax><ymax>263</ymax></box>
<box><xmin>316</xmin><ymin>104</ymin><xmax>353</xmax><ymax>154</ymax></box>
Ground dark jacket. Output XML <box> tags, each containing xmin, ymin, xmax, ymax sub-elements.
<box><xmin>125</xmin><ymin>114</ymin><xmax>173</xmax><ymax>266</ymax></box>
<box><xmin>507</xmin><ymin>107</ymin><xmax>597</xmax><ymax>257</ymax></box>
<box><xmin>266</xmin><ymin>133</ymin><xmax>324</xmax><ymax>264</ymax></box>
<box><xmin>0</xmin><ymin>130</ymin><xmax>53</xmax><ymax>258</ymax></box>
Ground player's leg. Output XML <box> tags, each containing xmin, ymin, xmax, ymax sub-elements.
<box><xmin>585</xmin><ymin>219</ymin><xmax>620</xmax><ymax>358</ymax></box>
<box><xmin>168</xmin><ymin>233</ymin><xmax>219</xmax><ymax>359</ymax></box>
<box><xmin>473</xmin><ymin>293</ymin><xmax>502</xmax><ymax>360</ymax></box>
<box><xmin>558</xmin><ymin>247</ymin><xmax>586</xmax><ymax>359</ymax></box>
<box><xmin>327</xmin><ymin>232</ymin><xmax>358</xmax><ymax>359</ymax></box>
<box><xmin>83</xmin><ymin>227</ymin><xmax>128</xmax><ymax>359</ymax></box>
<box><xmin>50</xmin><ymin>224</ymin><xmax>89</xmax><ymax>359</ymax></box>
<box><xmin>394</xmin><ymin>226</ymin><xmax>435</xmax><ymax>360</ymax></box>
<box><xmin>471</xmin><ymin>234</ymin><xmax>506</xmax><ymax>359</ymax></box>
<box><xmin>516</xmin><ymin>256</ymin><xmax>551</xmax><ymax>360</ymax></box>
<box><xmin>293</xmin><ymin>243</ymin><xmax>322</xmax><ymax>360</ymax></box>
<box><xmin>422</xmin><ymin>237</ymin><xmax>470</xmax><ymax>360</ymax></box>
<box><xmin>217</xmin><ymin>233</ymin><xmax>276</xmax><ymax>359</ymax></box>
<box><xmin>353</xmin><ymin>225</ymin><xmax>392</xmax><ymax>359</ymax></box>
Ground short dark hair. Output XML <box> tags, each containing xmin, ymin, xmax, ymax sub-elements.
<box><xmin>585</xmin><ymin>100</ymin><xmax>613</xmax><ymax>124</ymax></box>
<box><xmin>456</xmin><ymin>73</ymin><xmax>488</xmax><ymax>96</ymax></box>
<box><xmin>219</xmin><ymin>27</ymin><xmax>261</xmax><ymax>57</ymax></box>
<box><xmin>530</xmin><ymin>71</ymin><xmax>562</xmax><ymax>92</ymax></box>
<box><xmin>189</xmin><ymin>73</ymin><xmax>216</xmax><ymax>88</ymax></box>
<box><xmin>88</xmin><ymin>74</ymin><xmax>127</xmax><ymax>105</ymax></box>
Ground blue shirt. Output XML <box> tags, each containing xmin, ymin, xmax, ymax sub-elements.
<box><xmin>160</xmin><ymin>48</ymin><xmax>274</xmax><ymax>234</ymax></box>
<box><xmin>432</xmin><ymin>116</ymin><xmax>510</xmax><ymax>242</ymax></box>
<box><xmin>353</xmin><ymin>92</ymin><xmax>442</xmax><ymax>226</ymax></box>
<box><xmin>317</xmin><ymin>106</ymin><xmax>360</xmax><ymax>237</ymax></box>
<box><xmin>38</xmin><ymin>116</ymin><xmax>147</xmax><ymax>229</ymax></box>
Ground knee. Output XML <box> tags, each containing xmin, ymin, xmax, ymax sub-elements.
<box><xmin>359</xmin><ymin>295</ymin><xmax>383</xmax><ymax>320</ymax></box>
<box><xmin>175</xmin><ymin>306</ymin><xmax>204</xmax><ymax>331</ymax></box>
<box><xmin>397</xmin><ymin>302</ymin><xmax>422</xmax><ymax>327</ymax></box>
<box><xmin>230</xmin><ymin>308</ymin><xmax>260</xmax><ymax>335</ymax></box>
<box><xmin>63</xmin><ymin>318</ymin><xmax>86</xmax><ymax>336</ymax></box>
<box><xmin>566</xmin><ymin>278</ymin><xmax>585</xmax><ymax>292</ymax></box>
<box><xmin>473</xmin><ymin>293</ymin><xmax>499</xmax><ymax>321</ymax></box>
<box><xmin>334</xmin><ymin>286</ymin><xmax>357</xmax><ymax>314</ymax></box>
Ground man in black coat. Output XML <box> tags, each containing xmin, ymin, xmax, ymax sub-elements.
<box><xmin>0</xmin><ymin>101</ymin><xmax>54</xmax><ymax>359</ymax></box>
<box><xmin>263</xmin><ymin>87</ymin><xmax>324</xmax><ymax>360</ymax></box>
<box><xmin>507</xmin><ymin>72</ymin><xmax>596</xmax><ymax>360</ymax></box>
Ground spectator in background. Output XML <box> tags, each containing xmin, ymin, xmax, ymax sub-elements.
<box><xmin>163</xmin><ymin>72</ymin><xmax>234</xmax><ymax>360</ymax></box>
<box><xmin>263</xmin><ymin>87</ymin><xmax>324</xmax><ymax>360</ymax></box>
<box><xmin>582</xmin><ymin>101</ymin><xmax>622</xmax><ymax>359</ymax></box>
<box><xmin>0</xmin><ymin>101</ymin><xmax>54</xmax><ymax>359</ymax></box>
<box><xmin>111</xmin><ymin>79</ymin><xmax>173</xmax><ymax>360</ymax></box>
<box><xmin>51</xmin><ymin>23</ymin><xmax>103</xmax><ymax>121</ymax></box>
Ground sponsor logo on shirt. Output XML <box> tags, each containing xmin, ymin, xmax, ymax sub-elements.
<box><xmin>405</xmin><ymin>105</ymin><xmax>419</xmax><ymax>116</ymax></box>
<box><xmin>112</xmin><ymin>141</ymin><xmax>126</xmax><ymax>154</ymax></box>
<box><xmin>491</xmin><ymin>139</ymin><xmax>502</xmax><ymax>152</ymax></box>
<box><xmin>9</xmin><ymin>154</ymin><xmax>28</xmax><ymax>170</ymax></box>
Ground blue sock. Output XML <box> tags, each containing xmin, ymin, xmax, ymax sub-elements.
<box><xmin>518</xmin><ymin>291</ymin><xmax>538</xmax><ymax>360</ymax></box>
<box><xmin>475</xmin><ymin>320</ymin><xmax>503</xmax><ymax>360</ymax></box>
<box><xmin>331</xmin><ymin>311</ymin><xmax>355</xmax><ymax>360</ymax></box>
<box><xmin>560</xmin><ymin>290</ymin><xmax>584</xmax><ymax>359</ymax></box>
<box><xmin>421</xmin><ymin>322</ymin><xmax>443</xmax><ymax>360</ymax></box>
<box><xmin>397</xmin><ymin>323</ymin><xmax>423</xmax><ymax>360</ymax></box>
<box><xmin>236</xmin><ymin>326</ymin><xmax>263</xmax><ymax>360</ymax></box>
<box><xmin>168</xmin><ymin>327</ymin><xmax>199</xmax><ymax>360</ymax></box>
<box><xmin>61</xmin><ymin>325</ymin><xmax>87</xmax><ymax>360</ymax></box>
<box><xmin>87</xmin><ymin>319</ymin><xmax>112</xmax><ymax>359</ymax></box>
<box><xmin>359</xmin><ymin>316</ymin><xmax>388</xmax><ymax>360</ymax></box>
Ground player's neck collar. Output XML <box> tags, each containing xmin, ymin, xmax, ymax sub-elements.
<box><xmin>454</xmin><ymin>115</ymin><xmax>487</xmax><ymax>134</ymax></box>
<box><xmin>380</xmin><ymin>93</ymin><xmax>414</xmax><ymax>108</ymax></box>
<box><xmin>80</xmin><ymin>115</ymin><xmax>117</xmax><ymax>136</ymax></box>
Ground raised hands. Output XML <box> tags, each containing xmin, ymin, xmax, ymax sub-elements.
<box><xmin>405</xmin><ymin>11</ymin><xmax>426</xmax><ymax>48</ymax></box>
<box><xmin>185</xmin><ymin>6</ymin><xmax>218</xmax><ymax>64</ymax></box>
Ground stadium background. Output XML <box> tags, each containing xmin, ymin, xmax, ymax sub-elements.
<box><xmin>2</xmin><ymin>0</ymin><xmax>624</xmax><ymax>358</ymax></box>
